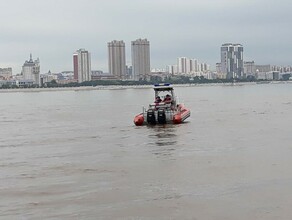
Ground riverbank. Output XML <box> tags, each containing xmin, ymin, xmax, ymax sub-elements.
<box><xmin>0</xmin><ymin>81</ymin><xmax>290</xmax><ymax>93</ymax></box>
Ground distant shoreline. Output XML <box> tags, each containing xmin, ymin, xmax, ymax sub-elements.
<box><xmin>0</xmin><ymin>81</ymin><xmax>291</xmax><ymax>93</ymax></box>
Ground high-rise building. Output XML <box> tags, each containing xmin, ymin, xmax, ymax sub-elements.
<box><xmin>131</xmin><ymin>38</ymin><xmax>150</xmax><ymax>81</ymax></box>
<box><xmin>73</xmin><ymin>49</ymin><xmax>91</xmax><ymax>83</ymax></box>
<box><xmin>73</xmin><ymin>53</ymin><xmax>78</xmax><ymax>80</ymax></box>
<box><xmin>200</xmin><ymin>63</ymin><xmax>209</xmax><ymax>72</ymax></box>
<box><xmin>177</xmin><ymin>57</ymin><xmax>190</xmax><ymax>74</ymax></box>
<box><xmin>216</xmin><ymin>63</ymin><xmax>222</xmax><ymax>73</ymax></box>
<box><xmin>126</xmin><ymin>65</ymin><xmax>133</xmax><ymax>79</ymax></box>
<box><xmin>221</xmin><ymin>43</ymin><xmax>244</xmax><ymax>79</ymax></box>
<box><xmin>22</xmin><ymin>54</ymin><xmax>40</xmax><ymax>85</ymax></box>
<box><xmin>174</xmin><ymin>57</ymin><xmax>211</xmax><ymax>74</ymax></box>
<box><xmin>189</xmin><ymin>59</ymin><xmax>199</xmax><ymax>73</ymax></box>
<box><xmin>167</xmin><ymin>65</ymin><xmax>178</xmax><ymax>75</ymax></box>
<box><xmin>108</xmin><ymin>40</ymin><xmax>126</xmax><ymax>80</ymax></box>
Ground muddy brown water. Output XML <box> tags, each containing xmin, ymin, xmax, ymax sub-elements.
<box><xmin>1</xmin><ymin>84</ymin><xmax>292</xmax><ymax>219</ymax></box>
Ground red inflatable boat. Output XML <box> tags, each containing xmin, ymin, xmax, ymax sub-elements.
<box><xmin>134</xmin><ymin>84</ymin><xmax>190</xmax><ymax>126</ymax></box>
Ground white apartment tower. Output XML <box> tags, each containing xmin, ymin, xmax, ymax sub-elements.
<box><xmin>131</xmin><ymin>38</ymin><xmax>150</xmax><ymax>81</ymax></box>
<box><xmin>22</xmin><ymin>54</ymin><xmax>40</xmax><ymax>85</ymax></box>
<box><xmin>73</xmin><ymin>49</ymin><xmax>91</xmax><ymax>83</ymax></box>
<box><xmin>167</xmin><ymin>65</ymin><xmax>178</xmax><ymax>75</ymax></box>
<box><xmin>190</xmin><ymin>59</ymin><xmax>199</xmax><ymax>73</ymax></box>
<box><xmin>221</xmin><ymin>43</ymin><xmax>244</xmax><ymax>79</ymax></box>
<box><xmin>108</xmin><ymin>40</ymin><xmax>126</xmax><ymax>79</ymax></box>
<box><xmin>177</xmin><ymin>57</ymin><xmax>190</xmax><ymax>74</ymax></box>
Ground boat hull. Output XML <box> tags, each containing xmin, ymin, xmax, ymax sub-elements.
<box><xmin>134</xmin><ymin>105</ymin><xmax>190</xmax><ymax>126</ymax></box>
<box><xmin>173</xmin><ymin>105</ymin><xmax>191</xmax><ymax>124</ymax></box>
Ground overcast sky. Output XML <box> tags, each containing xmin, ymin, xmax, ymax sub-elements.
<box><xmin>0</xmin><ymin>0</ymin><xmax>291</xmax><ymax>73</ymax></box>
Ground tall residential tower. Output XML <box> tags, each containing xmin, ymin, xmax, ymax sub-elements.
<box><xmin>108</xmin><ymin>40</ymin><xmax>126</xmax><ymax>79</ymax></box>
<box><xmin>221</xmin><ymin>43</ymin><xmax>244</xmax><ymax>79</ymax></box>
<box><xmin>131</xmin><ymin>38</ymin><xmax>150</xmax><ymax>80</ymax></box>
<box><xmin>177</xmin><ymin>57</ymin><xmax>190</xmax><ymax>74</ymax></box>
<box><xmin>73</xmin><ymin>49</ymin><xmax>91</xmax><ymax>83</ymax></box>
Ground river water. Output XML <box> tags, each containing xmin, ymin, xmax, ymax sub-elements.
<box><xmin>1</xmin><ymin>83</ymin><xmax>292</xmax><ymax>220</ymax></box>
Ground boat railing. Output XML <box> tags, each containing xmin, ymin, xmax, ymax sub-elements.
<box><xmin>149</xmin><ymin>103</ymin><xmax>171</xmax><ymax>109</ymax></box>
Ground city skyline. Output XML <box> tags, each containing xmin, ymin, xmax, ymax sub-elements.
<box><xmin>0</xmin><ymin>0</ymin><xmax>292</xmax><ymax>73</ymax></box>
<box><xmin>2</xmin><ymin>40</ymin><xmax>292</xmax><ymax>78</ymax></box>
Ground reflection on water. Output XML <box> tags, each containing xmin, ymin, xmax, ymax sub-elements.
<box><xmin>148</xmin><ymin>125</ymin><xmax>178</xmax><ymax>146</ymax></box>
<box><xmin>147</xmin><ymin>125</ymin><xmax>178</xmax><ymax>158</ymax></box>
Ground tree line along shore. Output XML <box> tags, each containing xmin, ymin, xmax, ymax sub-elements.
<box><xmin>1</xmin><ymin>74</ymin><xmax>292</xmax><ymax>90</ymax></box>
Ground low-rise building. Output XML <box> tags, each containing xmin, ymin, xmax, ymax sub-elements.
<box><xmin>244</xmin><ymin>61</ymin><xmax>256</xmax><ymax>77</ymax></box>
<box><xmin>0</xmin><ymin>79</ymin><xmax>34</xmax><ymax>87</ymax></box>
<box><xmin>0</xmin><ymin>68</ymin><xmax>12</xmax><ymax>80</ymax></box>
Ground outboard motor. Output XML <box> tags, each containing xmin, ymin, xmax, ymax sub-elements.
<box><xmin>157</xmin><ymin>109</ymin><xmax>166</xmax><ymax>124</ymax></box>
<box><xmin>147</xmin><ymin>109</ymin><xmax>156</xmax><ymax>125</ymax></box>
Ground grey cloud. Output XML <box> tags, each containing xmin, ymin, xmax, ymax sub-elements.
<box><xmin>0</xmin><ymin>0</ymin><xmax>292</xmax><ymax>73</ymax></box>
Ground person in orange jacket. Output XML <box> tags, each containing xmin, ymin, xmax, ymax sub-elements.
<box><xmin>163</xmin><ymin>94</ymin><xmax>172</xmax><ymax>104</ymax></box>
